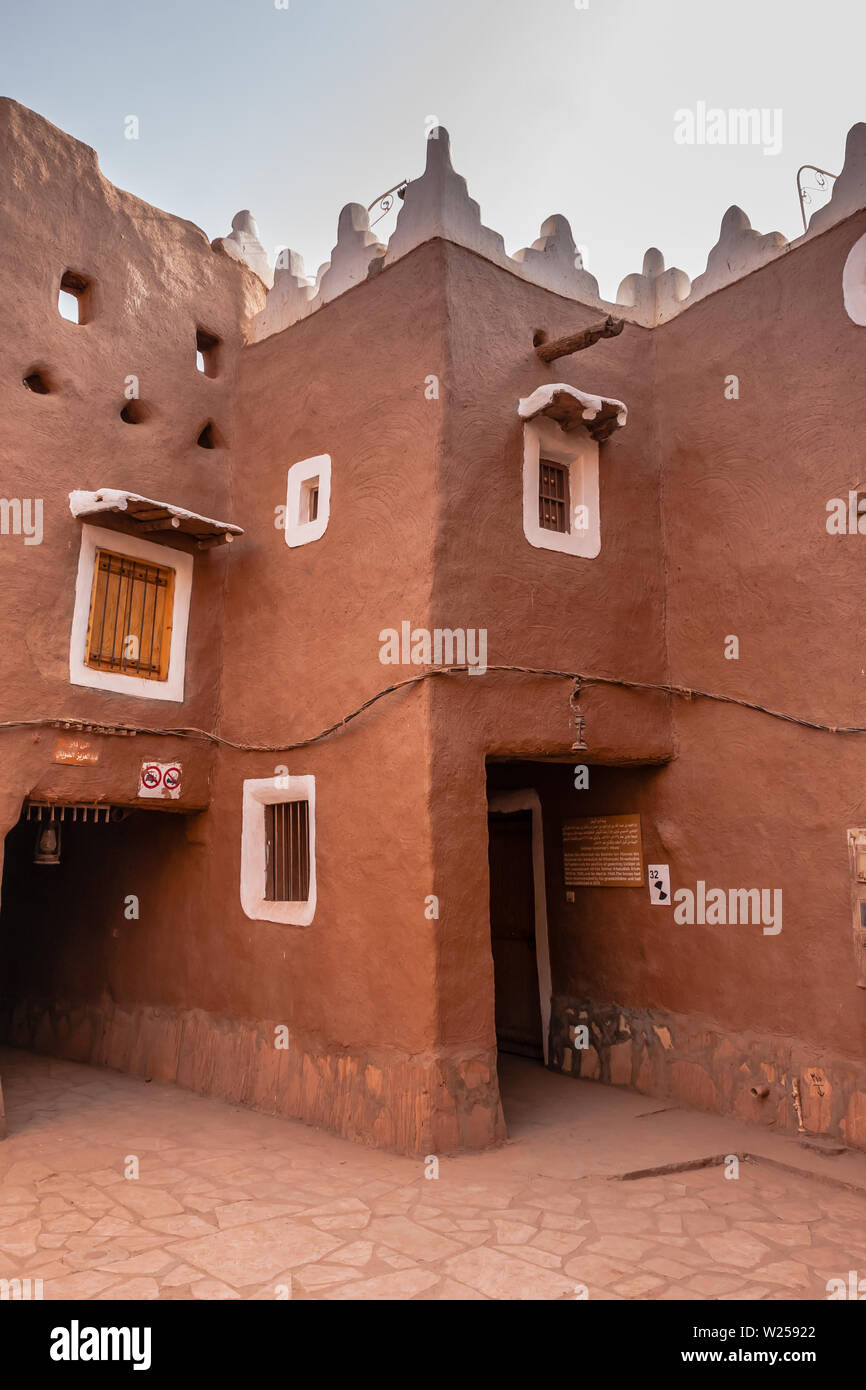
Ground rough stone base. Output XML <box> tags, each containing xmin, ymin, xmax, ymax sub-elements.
<box><xmin>550</xmin><ymin>995</ymin><xmax>866</xmax><ymax>1151</ymax></box>
<box><xmin>0</xmin><ymin>997</ymin><xmax>505</xmax><ymax>1157</ymax></box>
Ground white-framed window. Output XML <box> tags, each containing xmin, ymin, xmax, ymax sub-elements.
<box><xmin>69</xmin><ymin>523</ymin><xmax>193</xmax><ymax>702</ymax></box>
<box><xmin>240</xmin><ymin>775</ymin><xmax>317</xmax><ymax>925</ymax></box>
<box><xmin>522</xmin><ymin>417</ymin><xmax>600</xmax><ymax>557</ymax></box>
<box><xmin>285</xmin><ymin>454</ymin><xmax>331</xmax><ymax>548</ymax></box>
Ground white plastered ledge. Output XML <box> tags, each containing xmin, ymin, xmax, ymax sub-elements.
<box><xmin>285</xmin><ymin>455</ymin><xmax>331</xmax><ymax>548</ymax></box>
<box><xmin>69</xmin><ymin>523</ymin><xmax>193</xmax><ymax>702</ymax></box>
<box><xmin>240</xmin><ymin>775</ymin><xmax>317</xmax><ymax>926</ymax></box>
<box><xmin>69</xmin><ymin>489</ymin><xmax>242</xmax><ymax>547</ymax></box>
<box><xmin>518</xmin><ymin>383</ymin><xmax>627</xmax><ymax>441</ymax></box>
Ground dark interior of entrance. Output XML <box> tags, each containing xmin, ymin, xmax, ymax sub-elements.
<box><xmin>487</xmin><ymin>808</ymin><xmax>544</xmax><ymax>1060</ymax></box>
<box><xmin>0</xmin><ymin>804</ymin><xmax>188</xmax><ymax>1063</ymax></box>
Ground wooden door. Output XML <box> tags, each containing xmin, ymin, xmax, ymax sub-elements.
<box><xmin>488</xmin><ymin>811</ymin><xmax>543</xmax><ymax>1058</ymax></box>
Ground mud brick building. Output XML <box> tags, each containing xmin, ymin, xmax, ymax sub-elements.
<box><xmin>2</xmin><ymin>97</ymin><xmax>866</xmax><ymax>1155</ymax></box>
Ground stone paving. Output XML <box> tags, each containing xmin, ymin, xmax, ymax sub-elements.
<box><xmin>2</xmin><ymin>1048</ymin><xmax>866</xmax><ymax>1300</ymax></box>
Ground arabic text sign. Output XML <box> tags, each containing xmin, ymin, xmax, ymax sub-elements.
<box><xmin>562</xmin><ymin>814</ymin><xmax>644</xmax><ymax>887</ymax></box>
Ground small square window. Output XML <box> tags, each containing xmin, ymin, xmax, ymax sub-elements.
<box><xmin>539</xmin><ymin>459</ymin><xmax>570</xmax><ymax>533</ymax></box>
<box><xmin>85</xmin><ymin>548</ymin><xmax>175</xmax><ymax>681</ymax></box>
<box><xmin>285</xmin><ymin>455</ymin><xmax>331</xmax><ymax>548</ymax></box>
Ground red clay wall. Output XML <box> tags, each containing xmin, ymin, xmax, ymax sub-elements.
<box><xmin>470</xmin><ymin>219</ymin><xmax>866</xmax><ymax>1148</ymax></box>
<box><xmin>5</xmin><ymin>92</ymin><xmax>866</xmax><ymax>1158</ymax></box>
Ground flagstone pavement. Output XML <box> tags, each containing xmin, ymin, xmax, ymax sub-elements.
<box><xmin>2</xmin><ymin>1048</ymin><xmax>866</xmax><ymax>1301</ymax></box>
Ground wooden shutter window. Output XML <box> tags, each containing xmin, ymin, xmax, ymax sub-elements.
<box><xmin>538</xmin><ymin>459</ymin><xmax>570</xmax><ymax>533</ymax></box>
<box><xmin>265</xmin><ymin>800</ymin><xmax>311</xmax><ymax>903</ymax></box>
<box><xmin>85</xmin><ymin>548</ymin><xmax>174</xmax><ymax>680</ymax></box>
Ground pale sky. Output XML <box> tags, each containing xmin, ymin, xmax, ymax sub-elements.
<box><xmin>2</xmin><ymin>0</ymin><xmax>863</xmax><ymax>299</ymax></box>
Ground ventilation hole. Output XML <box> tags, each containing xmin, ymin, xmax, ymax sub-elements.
<box><xmin>532</xmin><ymin>330</ymin><xmax>548</xmax><ymax>347</ymax></box>
<box><xmin>23</xmin><ymin>370</ymin><xmax>52</xmax><ymax>394</ymax></box>
<box><xmin>196</xmin><ymin>421</ymin><xmax>219</xmax><ymax>448</ymax></box>
<box><xmin>120</xmin><ymin>399</ymin><xmax>150</xmax><ymax>424</ymax></box>
<box><xmin>58</xmin><ymin>270</ymin><xmax>91</xmax><ymax>324</ymax></box>
<box><xmin>195</xmin><ymin>327</ymin><xmax>220</xmax><ymax>377</ymax></box>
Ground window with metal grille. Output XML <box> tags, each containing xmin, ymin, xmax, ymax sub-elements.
<box><xmin>265</xmin><ymin>800</ymin><xmax>311</xmax><ymax>902</ymax></box>
<box><xmin>85</xmin><ymin>548</ymin><xmax>175</xmax><ymax>680</ymax></box>
<box><xmin>538</xmin><ymin>459</ymin><xmax>570</xmax><ymax>533</ymax></box>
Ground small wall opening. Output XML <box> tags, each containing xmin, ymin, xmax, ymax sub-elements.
<box><xmin>22</xmin><ymin>369</ymin><xmax>53</xmax><ymax>395</ymax></box>
<box><xmin>196</xmin><ymin>421</ymin><xmax>220</xmax><ymax>449</ymax></box>
<box><xmin>195</xmin><ymin>328</ymin><xmax>220</xmax><ymax>377</ymax></box>
<box><xmin>58</xmin><ymin>271</ymin><xmax>91</xmax><ymax>325</ymax></box>
<box><xmin>120</xmin><ymin>399</ymin><xmax>150</xmax><ymax>425</ymax></box>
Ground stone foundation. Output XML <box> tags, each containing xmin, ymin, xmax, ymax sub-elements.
<box><xmin>0</xmin><ymin>997</ymin><xmax>505</xmax><ymax>1157</ymax></box>
<box><xmin>549</xmin><ymin>996</ymin><xmax>866</xmax><ymax>1150</ymax></box>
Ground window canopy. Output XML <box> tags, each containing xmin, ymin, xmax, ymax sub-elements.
<box><xmin>69</xmin><ymin>489</ymin><xmax>242</xmax><ymax>549</ymax></box>
<box><xmin>518</xmin><ymin>384</ymin><xmax>628</xmax><ymax>442</ymax></box>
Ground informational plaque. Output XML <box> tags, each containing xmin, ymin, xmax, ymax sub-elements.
<box><xmin>54</xmin><ymin>736</ymin><xmax>99</xmax><ymax>765</ymax></box>
<box><xmin>562</xmin><ymin>814</ymin><xmax>644</xmax><ymax>887</ymax></box>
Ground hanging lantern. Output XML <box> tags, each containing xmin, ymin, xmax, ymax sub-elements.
<box><xmin>34</xmin><ymin>819</ymin><xmax>61</xmax><ymax>865</ymax></box>
<box><xmin>570</xmin><ymin>676</ymin><xmax>587</xmax><ymax>750</ymax></box>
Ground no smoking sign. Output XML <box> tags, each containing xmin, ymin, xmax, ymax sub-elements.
<box><xmin>138</xmin><ymin>761</ymin><xmax>183</xmax><ymax>800</ymax></box>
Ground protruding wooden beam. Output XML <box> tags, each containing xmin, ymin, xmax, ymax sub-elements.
<box><xmin>536</xmin><ymin>315</ymin><xmax>625</xmax><ymax>363</ymax></box>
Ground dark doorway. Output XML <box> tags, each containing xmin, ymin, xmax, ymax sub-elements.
<box><xmin>487</xmin><ymin>810</ymin><xmax>543</xmax><ymax>1060</ymax></box>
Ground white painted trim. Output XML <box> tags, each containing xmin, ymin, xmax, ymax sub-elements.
<box><xmin>843</xmin><ymin>231</ymin><xmax>866</xmax><ymax>325</ymax></box>
<box><xmin>285</xmin><ymin>454</ymin><xmax>331</xmax><ymax>548</ymax></box>
<box><xmin>488</xmin><ymin>790</ymin><xmax>552</xmax><ymax>1064</ymax></box>
<box><xmin>240</xmin><ymin>775</ymin><xmax>317</xmax><ymax>925</ymax></box>
<box><xmin>522</xmin><ymin>416</ymin><xmax>600</xmax><ymax>558</ymax></box>
<box><xmin>68</xmin><ymin>523</ymin><xmax>193</xmax><ymax>703</ymax></box>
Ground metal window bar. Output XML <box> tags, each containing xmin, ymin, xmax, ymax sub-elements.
<box><xmin>539</xmin><ymin>460</ymin><xmax>570</xmax><ymax>533</ymax></box>
<box><xmin>87</xmin><ymin>550</ymin><xmax>172</xmax><ymax>679</ymax></box>
<box><xmin>264</xmin><ymin>800</ymin><xmax>310</xmax><ymax>902</ymax></box>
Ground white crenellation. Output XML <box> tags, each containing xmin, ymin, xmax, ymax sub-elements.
<box><xmin>213</xmin><ymin>210</ymin><xmax>274</xmax><ymax>287</ymax></box>
<box><xmin>685</xmin><ymin>206</ymin><xmax>787</xmax><ymax>305</ymax></box>
<box><xmin>384</xmin><ymin>126</ymin><xmax>509</xmax><ymax>268</ymax></box>
<box><xmin>803</xmin><ymin>123</ymin><xmax>866</xmax><ymax>238</ymax></box>
<box><xmin>315</xmin><ymin>204</ymin><xmax>386</xmax><ymax>305</ymax></box>
<box><xmin>246</xmin><ymin>121</ymin><xmax>866</xmax><ymax>342</ymax></box>
<box><xmin>512</xmin><ymin>214</ymin><xmax>603</xmax><ymax>306</ymax></box>
<box><xmin>250</xmin><ymin>249</ymin><xmax>316</xmax><ymax>341</ymax></box>
<box><xmin>616</xmin><ymin>248</ymin><xmax>691</xmax><ymax>326</ymax></box>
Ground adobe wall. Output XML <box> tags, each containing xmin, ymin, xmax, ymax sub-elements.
<box><xmin>424</xmin><ymin>241</ymin><xmax>671</xmax><ymax>1059</ymax></box>
<box><xmin>0</xmin><ymin>97</ymin><xmax>264</xmax><ymax>818</ymax></box>
<box><xmin>474</xmin><ymin>216</ymin><xmax>866</xmax><ymax>1149</ymax></box>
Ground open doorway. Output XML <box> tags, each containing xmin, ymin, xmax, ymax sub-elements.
<box><xmin>0</xmin><ymin>800</ymin><xmax>189</xmax><ymax>1134</ymax></box>
<box><xmin>488</xmin><ymin>809</ymin><xmax>543</xmax><ymax>1060</ymax></box>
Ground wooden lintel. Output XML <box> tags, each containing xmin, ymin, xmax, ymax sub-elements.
<box><xmin>140</xmin><ymin>517</ymin><xmax>182</xmax><ymax>532</ymax></box>
<box><xmin>195</xmin><ymin>533</ymin><xmax>234</xmax><ymax>550</ymax></box>
<box><xmin>536</xmin><ymin>316</ymin><xmax>626</xmax><ymax>363</ymax></box>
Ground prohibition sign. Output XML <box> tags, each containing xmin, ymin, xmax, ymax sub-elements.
<box><xmin>163</xmin><ymin>766</ymin><xmax>181</xmax><ymax>792</ymax></box>
<box><xmin>141</xmin><ymin>765</ymin><xmax>162</xmax><ymax>790</ymax></box>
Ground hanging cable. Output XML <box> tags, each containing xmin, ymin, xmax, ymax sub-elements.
<box><xmin>2</xmin><ymin>663</ymin><xmax>865</xmax><ymax>754</ymax></box>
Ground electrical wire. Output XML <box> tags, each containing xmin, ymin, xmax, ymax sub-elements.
<box><xmin>2</xmin><ymin>664</ymin><xmax>866</xmax><ymax>754</ymax></box>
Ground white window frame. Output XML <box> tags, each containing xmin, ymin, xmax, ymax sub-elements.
<box><xmin>69</xmin><ymin>523</ymin><xmax>193</xmax><ymax>702</ymax></box>
<box><xmin>522</xmin><ymin>417</ymin><xmax>600</xmax><ymax>557</ymax></box>
<box><xmin>240</xmin><ymin>774</ymin><xmax>317</xmax><ymax>925</ymax></box>
<box><xmin>285</xmin><ymin>454</ymin><xmax>331</xmax><ymax>548</ymax></box>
